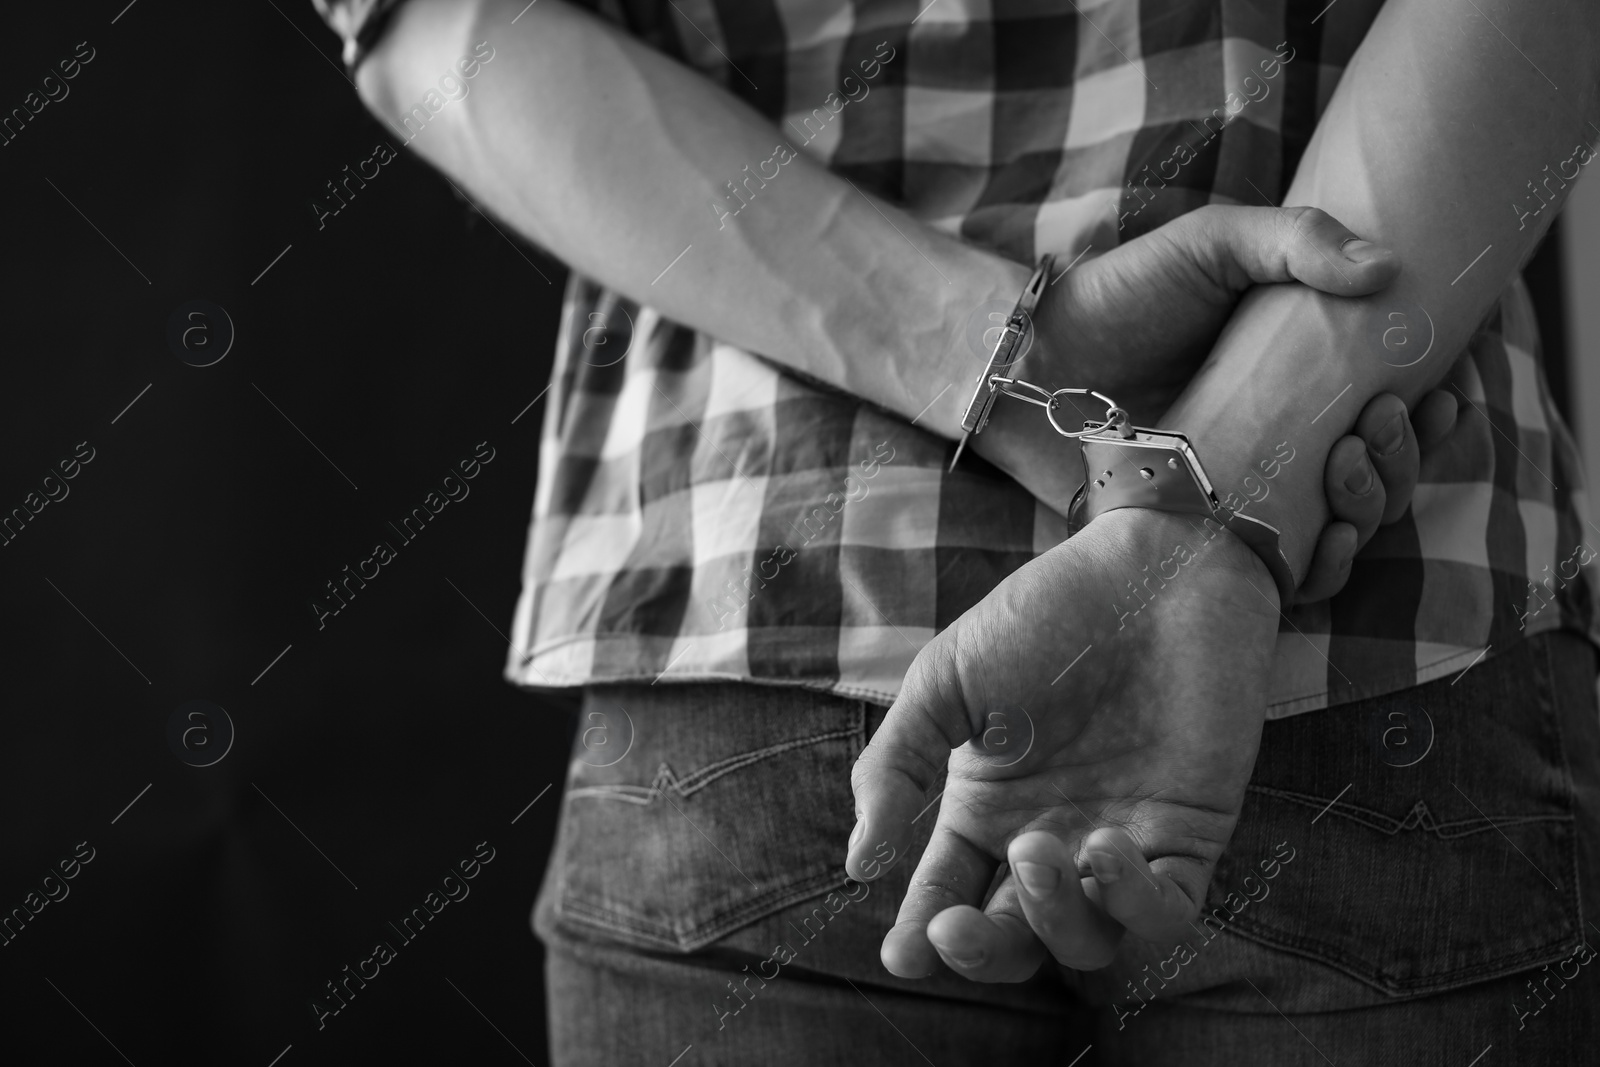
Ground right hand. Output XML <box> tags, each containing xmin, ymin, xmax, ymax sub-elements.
<box><xmin>969</xmin><ymin>204</ymin><xmax>1457</xmax><ymax>604</ymax></box>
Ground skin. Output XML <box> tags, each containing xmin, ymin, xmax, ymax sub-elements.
<box><xmin>356</xmin><ymin>0</ymin><xmax>1448</xmax><ymax>595</ymax></box>
<box><xmin>848</xmin><ymin>0</ymin><xmax>1600</xmax><ymax>981</ymax></box>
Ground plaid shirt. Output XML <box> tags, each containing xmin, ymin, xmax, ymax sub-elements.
<box><xmin>323</xmin><ymin>0</ymin><xmax>1600</xmax><ymax>717</ymax></box>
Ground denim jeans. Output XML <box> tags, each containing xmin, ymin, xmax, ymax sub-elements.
<box><xmin>532</xmin><ymin>632</ymin><xmax>1600</xmax><ymax>1065</ymax></box>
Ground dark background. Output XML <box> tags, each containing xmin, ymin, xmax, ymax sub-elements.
<box><xmin>0</xmin><ymin>3</ymin><xmax>1576</xmax><ymax>1066</ymax></box>
<box><xmin>0</xmin><ymin>2</ymin><xmax>574</xmax><ymax>1064</ymax></box>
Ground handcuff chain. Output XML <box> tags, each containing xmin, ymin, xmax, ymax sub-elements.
<box><xmin>985</xmin><ymin>375</ymin><xmax>1127</xmax><ymax>439</ymax></box>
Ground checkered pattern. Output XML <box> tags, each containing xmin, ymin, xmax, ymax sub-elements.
<box><xmin>322</xmin><ymin>0</ymin><xmax>1600</xmax><ymax>716</ymax></box>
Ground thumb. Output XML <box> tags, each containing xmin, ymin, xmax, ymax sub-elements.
<box><xmin>847</xmin><ymin>637</ymin><xmax>974</xmax><ymax>882</ymax></box>
<box><xmin>1162</xmin><ymin>203</ymin><xmax>1401</xmax><ymax>298</ymax></box>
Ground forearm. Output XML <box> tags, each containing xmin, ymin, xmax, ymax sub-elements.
<box><xmin>357</xmin><ymin>0</ymin><xmax>1028</xmax><ymax>431</ymax></box>
<box><xmin>1163</xmin><ymin>0</ymin><xmax>1600</xmax><ymax>577</ymax></box>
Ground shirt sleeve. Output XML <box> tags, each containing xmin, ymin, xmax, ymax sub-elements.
<box><xmin>310</xmin><ymin>0</ymin><xmax>411</xmax><ymax>72</ymax></box>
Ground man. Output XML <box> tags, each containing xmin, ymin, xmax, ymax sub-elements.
<box><xmin>317</xmin><ymin>0</ymin><xmax>1600</xmax><ymax>1062</ymax></box>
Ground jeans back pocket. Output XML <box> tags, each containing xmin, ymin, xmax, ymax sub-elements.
<box><xmin>1213</xmin><ymin>635</ymin><xmax>1586</xmax><ymax>997</ymax></box>
<box><xmin>547</xmin><ymin>683</ymin><xmax>865</xmax><ymax>953</ymax></box>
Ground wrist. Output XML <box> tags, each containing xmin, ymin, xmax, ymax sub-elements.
<box><xmin>1085</xmin><ymin>507</ymin><xmax>1281</xmax><ymax>620</ymax></box>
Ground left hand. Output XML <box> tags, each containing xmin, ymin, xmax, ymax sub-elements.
<box><xmin>846</xmin><ymin>506</ymin><xmax>1282</xmax><ymax>981</ymax></box>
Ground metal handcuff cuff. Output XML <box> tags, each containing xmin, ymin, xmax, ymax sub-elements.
<box><xmin>948</xmin><ymin>255</ymin><xmax>1297</xmax><ymax>606</ymax></box>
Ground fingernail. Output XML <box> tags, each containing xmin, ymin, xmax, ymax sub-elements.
<box><xmin>1089</xmin><ymin>850</ymin><xmax>1122</xmax><ymax>884</ymax></box>
<box><xmin>1374</xmin><ymin>413</ymin><xmax>1404</xmax><ymax>456</ymax></box>
<box><xmin>945</xmin><ymin>951</ymin><xmax>986</xmax><ymax>969</ymax></box>
<box><xmin>849</xmin><ymin>816</ymin><xmax>866</xmax><ymax>850</ymax></box>
<box><xmin>1341</xmin><ymin>238</ymin><xmax>1380</xmax><ymax>263</ymax></box>
<box><xmin>1014</xmin><ymin>861</ymin><xmax>1060</xmax><ymax>896</ymax></box>
<box><xmin>1344</xmin><ymin>455</ymin><xmax>1374</xmax><ymax>495</ymax></box>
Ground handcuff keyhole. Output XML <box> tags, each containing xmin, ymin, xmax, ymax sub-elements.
<box><xmin>1139</xmin><ymin>467</ymin><xmax>1154</xmax><ymax>480</ymax></box>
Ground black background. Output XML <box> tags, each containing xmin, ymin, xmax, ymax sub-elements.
<box><xmin>0</xmin><ymin>2</ymin><xmax>1576</xmax><ymax>1066</ymax></box>
<box><xmin>0</xmin><ymin>2</ymin><xmax>573</xmax><ymax>1064</ymax></box>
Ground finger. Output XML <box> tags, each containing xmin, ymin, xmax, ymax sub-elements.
<box><xmin>1294</xmin><ymin>521</ymin><xmax>1358</xmax><ymax>605</ymax></box>
<box><xmin>1356</xmin><ymin>393</ymin><xmax>1418</xmax><ymax>526</ymax></box>
<box><xmin>1413</xmin><ymin>389</ymin><xmax>1459</xmax><ymax>450</ymax></box>
<box><xmin>1323</xmin><ymin>434</ymin><xmax>1385</xmax><ymax>548</ymax></box>
<box><xmin>847</xmin><ymin>641</ymin><xmax>970</xmax><ymax>884</ymax></box>
<box><xmin>1167</xmin><ymin>204</ymin><xmax>1401</xmax><ymax>299</ymax></box>
<box><xmin>1080</xmin><ymin>827</ymin><xmax>1204</xmax><ymax>947</ymax></box>
<box><xmin>881</xmin><ymin>823</ymin><xmax>998</xmax><ymax>979</ymax></box>
<box><xmin>924</xmin><ymin>877</ymin><xmax>1049</xmax><ymax>983</ymax></box>
<box><xmin>1008</xmin><ymin>831</ymin><xmax>1124</xmax><ymax>970</ymax></box>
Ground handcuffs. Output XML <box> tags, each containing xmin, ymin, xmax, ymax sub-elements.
<box><xmin>949</xmin><ymin>255</ymin><xmax>1297</xmax><ymax>606</ymax></box>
